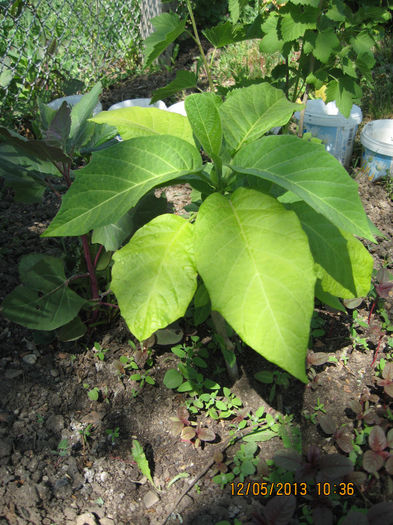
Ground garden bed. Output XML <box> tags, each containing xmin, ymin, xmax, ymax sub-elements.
<box><xmin>0</xmin><ymin>157</ymin><xmax>392</xmax><ymax>524</ymax></box>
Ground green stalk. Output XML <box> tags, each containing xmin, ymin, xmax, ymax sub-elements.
<box><xmin>186</xmin><ymin>0</ymin><xmax>214</xmax><ymax>92</ymax></box>
<box><xmin>211</xmin><ymin>311</ymin><xmax>239</xmax><ymax>382</ymax></box>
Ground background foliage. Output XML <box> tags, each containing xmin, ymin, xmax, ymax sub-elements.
<box><xmin>0</xmin><ymin>0</ymin><xmax>142</xmax><ymax>124</ymax></box>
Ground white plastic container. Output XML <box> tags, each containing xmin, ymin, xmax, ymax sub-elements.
<box><xmin>295</xmin><ymin>100</ymin><xmax>362</xmax><ymax>167</ymax></box>
<box><xmin>167</xmin><ymin>100</ymin><xmax>186</xmax><ymax>116</ymax></box>
<box><xmin>360</xmin><ymin>119</ymin><xmax>393</xmax><ymax>181</ymax></box>
<box><xmin>48</xmin><ymin>95</ymin><xmax>102</xmax><ymax>116</ymax></box>
<box><xmin>108</xmin><ymin>98</ymin><xmax>166</xmax><ymax>111</ymax></box>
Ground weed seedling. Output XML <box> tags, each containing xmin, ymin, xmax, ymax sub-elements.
<box><xmin>54</xmin><ymin>438</ymin><xmax>69</xmax><ymax>457</ymax></box>
<box><xmin>79</xmin><ymin>423</ymin><xmax>94</xmax><ymax>450</ymax></box>
<box><xmin>106</xmin><ymin>427</ymin><xmax>120</xmax><ymax>445</ymax></box>
<box><xmin>93</xmin><ymin>341</ymin><xmax>108</xmax><ymax>361</ymax></box>
<box><xmin>88</xmin><ymin>387</ymin><xmax>100</xmax><ymax>401</ymax></box>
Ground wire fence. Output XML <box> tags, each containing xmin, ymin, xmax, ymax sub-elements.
<box><xmin>0</xmin><ymin>0</ymin><xmax>163</xmax><ymax>122</ymax></box>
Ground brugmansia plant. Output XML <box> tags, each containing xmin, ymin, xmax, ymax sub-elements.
<box><xmin>2</xmin><ymin>83</ymin><xmax>375</xmax><ymax>382</ymax></box>
<box><xmin>145</xmin><ymin>0</ymin><xmax>391</xmax><ymax>117</ymax></box>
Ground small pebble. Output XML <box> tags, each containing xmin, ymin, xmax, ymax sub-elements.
<box><xmin>22</xmin><ymin>354</ymin><xmax>37</xmax><ymax>365</ymax></box>
<box><xmin>143</xmin><ymin>490</ymin><xmax>159</xmax><ymax>508</ymax></box>
<box><xmin>5</xmin><ymin>369</ymin><xmax>23</xmax><ymax>379</ymax></box>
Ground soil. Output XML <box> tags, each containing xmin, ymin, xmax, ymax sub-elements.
<box><xmin>1</xmin><ymin>55</ymin><xmax>393</xmax><ymax>525</ymax></box>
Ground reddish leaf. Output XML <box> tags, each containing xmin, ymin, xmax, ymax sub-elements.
<box><xmin>263</xmin><ymin>495</ymin><xmax>296</xmax><ymax>525</ymax></box>
<box><xmin>335</xmin><ymin>430</ymin><xmax>354</xmax><ymax>454</ymax></box>
<box><xmin>384</xmin><ymin>383</ymin><xmax>393</xmax><ymax>398</ymax></box>
<box><xmin>318</xmin><ymin>454</ymin><xmax>353</xmax><ymax>480</ymax></box>
<box><xmin>181</xmin><ymin>426</ymin><xmax>196</xmax><ymax>441</ymax></box>
<box><xmin>346</xmin><ymin>470</ymin><xmax>367</xmax><ymax>487</ymax></box>
<box><xmin>170</xmin><ymin>418</ymin><xmax>184</xmax><ymax>435</ymax></box>
<box><xmin>385</xmin><ymin>455</ymin><xmax>393</xmax><ymax>475</ymax></box>
<box><xmin>273</xmin><ymin>449</ymin><xmax>302</xmax><ymax>472</ymax></box>
<box><xmin>312</xmin><ymin>506</ymin><xmax>334</xmax><ymax>525</ymax></box>
<box><xmin>387</xmin><ymin>428</ymin><xmax>393</xmax><ymax>448</ymax></box>
<box><xmin>368</xmin><ymin>426</ymin><xmax>387</xmax><ymax>452</ymax></box>
<box><xmin>375</xmin><ymin>281</ymin><xmax>393</xmax><ymax>298</ymax></box>
<box><xmin>318</xmin><ymin>413</ymin><xmax>336</xmax><ymax>435</ymax></box>
<box><xmin>197</xmin><ymin>427</ymin><xmax>216</xmax><ymax>442</ymax></box>
<box><xmin>383</xmin><ymin>362</ymin><xmax>393</xmax><ymax>381</ymax></box>
<box><xmin>362</xmin><ymin>450</ymin><xmax>384</xmax><ymax>473</ymax></box>
<box><xmin>340</xmin><ymin>511</ymin><xmax>368</xmax><ymax>525</ymax></box>
<box><xmin>308</xmin><ymin>351</ymin><xmax>330</xmax><ymax>366</ymax></box>
<box><xmin>348</xmin><ymin>400</ymin><xmax>362</xmax><ymax>415</ymax></box>
<box><xmin>177</xmin><ymin>406</ymin><xmax>190</xmax><ymax>424</ymax></box>
<box><xmin>367</xmin><ymin>502</ymin><xmax>393</xmax><ymax>525</ymax></box>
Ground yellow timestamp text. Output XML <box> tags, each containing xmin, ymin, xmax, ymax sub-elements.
<box><xmin>229</xmin><ymin>482</ymin><xmax>355</xmax><ymax>497</ymax></box>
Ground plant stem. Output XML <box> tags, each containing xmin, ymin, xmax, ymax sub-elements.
<box><xmin>211</xmin><ymin>311</ymin><xmax>239</xmax><ymax>381</ymax></box>
<box><xmin>186</xmin><ymin>0</ymin><xmax>214</xmax><ymax>92</ymax></box>
<box><xmin>93</xmin><ymin>244</ymin><xmax>103</xmax><ymax>268</ymax></box>
<box><xmin>81</xmin><ymin>234</ymin><xmax>99</xmax><ymax>303</ymax></box>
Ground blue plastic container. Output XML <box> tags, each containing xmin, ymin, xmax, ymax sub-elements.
<box><xmin>360</xmin><ymin>120</ymin><xmax>393</xmax><ymax>181</ymax></box>
<box><xmin>295</xmin><ymin>100</ymin><xmax>362</xmax><ymax>168</ymax></box>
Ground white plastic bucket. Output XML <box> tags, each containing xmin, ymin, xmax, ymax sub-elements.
<box><xmin>360</xmin><ymin>120</ymin><xmax>393</xmax><ymax>181</ymax></box>
<box><xmin>167</xmin><ymin>100</ymin><xmax>186</xmax><ymax>116</ymax></box>
<box><xmin>108</xmin><ymin>98</ymin><xmax>166</xmax><ymax>111</ymax></box>
<box><xmin>48</xmin><ymin>95</ymin><xmax>102</xmax><ymax>116</ymax></box>
<box><xmin>295</xmin><ymin>100</ymin><xmax>362</xmax><ymax>168</ymax></box>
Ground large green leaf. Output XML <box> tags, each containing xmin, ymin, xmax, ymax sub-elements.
<box><xmin>232</xmin><ymin>135</ymin><xmax>375</xmax><ymax>242</ymax></box>
<box><xmin>68</xmin><ymin>82</ymin><xmax>102</xmax><ymax>153</ymax></box>
<box><xmin>0</xmin><ymin>126</ymin><xmax>69</xmax><ymax>163</ymax></box>
<box><xmin>90</xmin><ymin>107</ymin><xmax>194</xmax><ymax>145</ymax></box>
<box><xmin>325</xmin><ymin>77</ymin><xmax>362</xmax><ymax>118</ymax></box>
<box><xmin>194</xmin><ymin>188</ymin><xmax>316</xmax><ymax>382</ymax></box>
<box><xmin>151</xmin><ymin>70</ymin><xmax>198</xmax><ymax>103</ymax></box>
<box><xmin>260</xmin><ymin>13</ymin><xmax>284</xmax><ymax>53</ymax></box>
<box><xmin>42</xmin><ymin>135</ymin><xmax>202</xmax><ymax>237</ymax></box>
<box><xmin>289</xmin><ymin>202</ymin><xmax>373</xmax><ymax>298</ymax></box>
<box><xmin>185</xmin><ymin>93</ymin><xmax>223</xmax><ymax>159</ymax></box>
<box><xmin>144</xmin><ymin>12</ymin><xmax>187</xmax><ymax>67</ymax></box>
<box><xmin>111</xmin><ymin>214</ymin><xmax>197</xmax><ymax>341</ymax></box>
<box><xmin>219</xmin><ymin>83</ymin><xmax>301</xmax><ymax>153</ymax></box>
<box><xmin>0</xmin><ymin>142</ymin><xmax>59</xmax><ymax>203</ymax></box>
<box><xmin>2</xmin><ymin>254</ymin><xmax>86</xmax><ymax>331</ymax></box>
<box><xmin>280</xmin><ymin>6</ymin><xmax>318</xmax><ymax>42</ymax></box>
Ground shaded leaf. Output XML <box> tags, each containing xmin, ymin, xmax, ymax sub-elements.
<box><xmin>2</xmin><ymin>254</ymin><xmax>86</xmax><ymax>331</ymax></box>
<box><xmin>318</xmin><ymin>454</ymin><xmax>353</xmax><ymax>479</ymax></box>
<box><xmin>151</xmin><ymin>70</ymin><xmax>197</xmax><ymax>103</ymax></box>
<box><xmin>367</xmin><ymin>502</ymin><xmax>393</xmax><ymax>525</ymax></box>
<box><xmin>263</xmin><ymin>495</ymin><xmax>296</xmax><ymax>525</ymax></box>
<box><xmin>362</xmin><ymin>450</ymin><xmax>384</xmax><ymax>473</ymax></box>
<box><xmin>273</xmin><ymin>449</ymin><xmax>303</xmax><ymax>472</ymax></box>
<box><xmin>318</xmin><ymin>414</ymin><xmax>336</xmax><ymax>435</ymax></box>
<box><xmin>163</xmin><ymin>369</ymin><xmax>183</xmax><ymax>389</ymax></box>
<box><xmin>56</xmin><ymin>316</ymin><xmax>86</xmax><ymax>341</ymax></box>
<box><xmin>144</xmin><ymin>13</ymin><xmax>186</xmax><ymax>67</ymax></box>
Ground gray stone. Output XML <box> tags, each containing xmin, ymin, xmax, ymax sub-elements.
<box><xmin>45</xmin><ymin>414</ymin><xmax>64</xmax><ymax>433</ymax></box>
<box><xmin>143</xmin><ymin>490</ymin><xmax>160</xmax><ymax>508</ymax></box>
<box><xmin>64</xmin><ymin>507</ymin><xmax>78</xmax><ymax>520</ymax></box>
<box><xmin>0</xmin><ymin>438</ymin><xmax>12</xmax><ymax>457</ymax></box>
<box><xmin>53</xmin><ymin>477</ymin><xmax>71</xmax><ymax>498</ymax></box>
<box><xmin>100</xmin><ymin>519</ymin><xmax>115</xmax><ymax>525</ymax></box>
<box><xmin>22</xmin><ymin>353</ymin><xmax>37</xmax><ymax>365</ymax></box>
<box><xmin>75</xmin><ymin>511</ymin><xmax>99</xmax><ymax>525</ymax></box>
<box><xmin>5</xmin><ymin>368</ymin><xmax>23</xmax><ymax>379</ymax></box>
